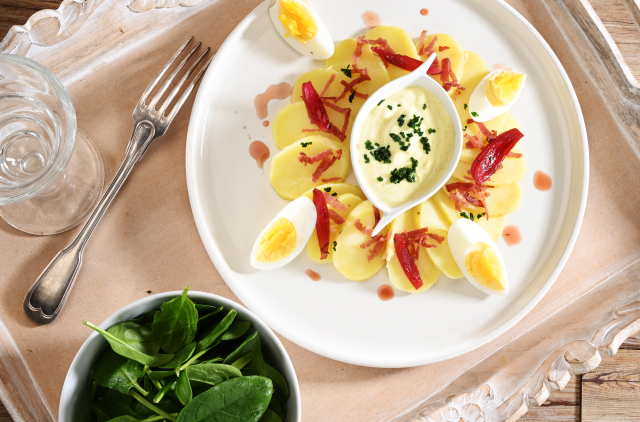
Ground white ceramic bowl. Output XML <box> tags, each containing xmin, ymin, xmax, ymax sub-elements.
<box><xmin>59</xmin><ymin>291</ymin><xmax>301</xmax><ymax>421</ymax></box>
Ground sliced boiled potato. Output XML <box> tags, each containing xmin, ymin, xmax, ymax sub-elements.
<box><xmin>325</xmin><ymin>38</ymin><xmax>390</xmax><ymax>95</ymax></box>
<box><xmin>272</xmin><ymin>102</ymin><xmax>354</xmax><ymax>149</ymax></box>
<box><xmin>386</xmin><ymin>209</ymin><xmax>440</xmax><ymax>293</ymax></box>
<box><xmin>416</xmin><ymin>34</ymin><xmax>465</xmax><ymax>96</ymax></box>
<box><xmin>454</xmin><ymin>51</ymin><xmax>487</xmax><ymax>125</ymax></box>
<box><xmin>449</xmin><ymin>183</ymin><xmax>522</xmax><ymax>216</ymax></box>
<box><xmin>302</xmin><ymin>183</ymin><xmax>365</xmax><ymax>201</ymax></box>
<box><xmin>307</xmin><ymin>193</ymin><xmax>363</xmax><ymax>263</ymax></box>
<box><xmin>291</xmin><ymin>68</ymin><xmax>368</xmax><ymax>115</ymax></box>
<box><xmin>452</xmin><ymin>157</ymin><xmax>525</xmax><ymax>186</ymax></box>
<box><xmin>498</xmin><ymin>113</ymin><xmax>523</xmax><ymax>155</ymax></box>
<box><xmin>364</xmin><ymin>25</ymin><xmax>419</xmax><ymax>80</ymax></box>
<box><xmin>270</xmin><ymin>135</ymin><xmax>350</xmax><ymax>200</ymax></box>
<box><xmin>333</xmin><ymin>200</ymin><xmax>388</xmax><ymax>280</ymax></box>
<box><xmin>432</xmin><ymin>189</ymin><xmax>506</xmax><ymax>240</ymax></box>
<box><xmin>413</xmin><ymin>200</ymin><xmax>463</xmax><ymax>279</ymax></box>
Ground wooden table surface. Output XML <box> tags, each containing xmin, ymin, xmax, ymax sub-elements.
<box><xmin>1</xmin><ymin>0</ymin><xmax>640</xmax><ymax>421</ymax></box>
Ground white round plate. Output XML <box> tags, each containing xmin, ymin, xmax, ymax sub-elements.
<box><xmin>186</xmin><ymin>0</ymin><xmax>588</xmax><ymax>367</ymax></box>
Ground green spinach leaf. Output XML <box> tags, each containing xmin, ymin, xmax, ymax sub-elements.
<box><xmin>93</xmin><ymin>349</ymin><xmax>147</xmax><ymax>395</ymax></box>
<box><xmin>175</xmin><ymin>376</ymin><xmax>273</xmax><ymax>422</ymax></box>
<box><xmin>186</xmin><ymin>363</ymin><xmax>242</xmax><ymax>386</ymax></box>
<box><xmin>224</xmin><ymin>332</ymin><xmax>266</xmax><ymax>377</ymax></box>
<box><xmin>148</xmin><ymin>370</ymin><xmax>175</xmax><ymax>381</ymax></box>
<box><xmin>90</xmin><ymin>397</ymin><xmax>140</xmax><ymax>422</ymax></box>
<box><xmin>159</xmin><ymin>342</ymin><xmax>196</xmax><ymax>369</ymax></box>
<box><xmin>258</xmin><ymin>408</ymin><xmax>283</xmax><ymax>422</ymax></box>
<box><xmin>152</xmin><ymin>287</ymin><xmax>199</xmax><ymax>354</ymax></box>
<box><xmin>83</xmin><ymin>321</ymin><xmax>174</xmax><ymax>367</ymax></box>
<box><xmin>220</xmin><ymin>320</ymin><xmax>251</xmax><ymax>341</ymax></box>
<box><xmin>265</xmin><ymin>364</ymin><xmax>289</xmax><ymax>400</ymax></box>
<box><xmin>196</xmin><ymin>310</ymin><xmax>236</xmax><ymax>352</ymax></box>
<box><xmin>175</xmin><ymin>369</ymin><xmax>192</xmax><ymax>406</ymax></box>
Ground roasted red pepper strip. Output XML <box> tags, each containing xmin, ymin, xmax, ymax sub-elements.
<box><xmin>301</xmin><ymin>81</ymin><xmax>332</xmax><ymax>133</ymax></box>
<box><xmin>393</xmin><ymin>233</ymin><xmax>424</xmax><ymax>290</ymax></box>
<box><xmin>370</xmin><ymin>47</ymin><xmax>441</xmax><ymax>75</ymax></box>
<box><xmin>312</xmin><ymin>188</ymin><xmax>331</xmax><ymax>260</ymax></box>
<box><xmin>471</xmin><ymin>128</ymin><xmax>524</xmax><ymax>185</ymax></box>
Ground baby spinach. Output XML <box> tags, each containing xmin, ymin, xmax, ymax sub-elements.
<box><xmin>83</xmin><ymin>289</ymin><xmax>289</xmax><ymax>422</ymax></box>
<box><xmin>83</xmin><ymin>321</ymin><xmax>174</xmax><ymax>367</ymax></box>
<box><xmin>93</xmin><ymin>348</ymin><xmax>147</xmax><ymax>395</ymax></box>
<box><xmin>176</xmin><ymin>376</ymin><xmax>273</xmax><ymax>422</ymax></box>
<box><xmin>186</xmin><ymin>363</ymin><xmax>242</xmax><ymax>386</ymax></box>
<box><xmin>175</xmin><ymin>369</ymin><xmax>192</xmax><ymax>406</ymax></box>
<box><xmin>152</xmin><ymin>287</ymin><xmax>199</xmax><ymax>354</ymax></box>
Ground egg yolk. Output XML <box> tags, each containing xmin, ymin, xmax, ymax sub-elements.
<box><xmin>486</xmin><ymin>71</ymin><xmax>526</xmax><ymax>106</ymax></box>
<box><xmin>255</xmin><ymin>218</ymin><xmax>297</xmax><ymax>263</ymax></box>
<box><xmin>278</xmin><ymin>0</ymin><xmax>317</xmax><ymax>43</ymax></box>
<box><xmin>465</xmin><ymin>242</ymin><xmax>506</xmax><ymax>291</ymax></box>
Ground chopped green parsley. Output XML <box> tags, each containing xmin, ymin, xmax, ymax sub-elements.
<box><xmin>400</xmin><ymin>132</ymin><xmax>405</xmax><ymax>138</ymax></box>
<box><xmin>400</xmin><ymin>143</ymin><xmax>410</xmax><ymax>152</ymax></box>
<box><xmin>331</xmin><ymin>192</ymin><xmax>337</xmax><ymax>197</ymax></box>
<box><xmin>364</xmin><ymin>154</ymin><xmax>370</xmax><ymax>163</ymax></box>
<box><xmin>460</xmin><ymin>212</ymin><xmax>469</xmax><ymax>219</ymax></box>
<box><xmin>365</xmin><ymin>140</ymin><xmax>375</xmax><ymax>150</ymax></box>
<box><xmin>387</xmin><ymin>105</ymin><xmax>393</xmax><ymax>110</ymax></box>
<box><xmin>471</xmin><ymin>111</ymin><xmax>479</xmax><ymax>117</ymax></box>
<box><xmin>324</xmin><ymin>187</ymin><xmax>332</xmax><ymax>192</ymax></box>
<box><xmin>348</xmin><ymin>89</ymin><xmax>357</xmax><ymax>103</ymax></box>
<box><xmin>333</xmin><ymin>241</ymin><xmax>337</xmax><ymax>251</ymax></box>
<box><xmin>423</xmin><ymin>104</ymin><xmax>427</xmax><ymax>110</ymax></box>
<box><xmin>390</xmin><ymin>157</ymin><xmax>418</xmax><ymax>184</ymax></box>
<box><xmin>428</xmin><ymin>128</ymin><xmax>436</xmax><ymax>134</ymax></box>
<box><xmin>420</xmin><ymin>137</ymin><xmax>431</xmax><ymax>154</ymax></box>
<box><xmin>372</xmin><ymin>146</ymin><xmax>392</xmax><ymax>163</ymax></box>
<box><xmin>389</xmin><ymin>133</ymin><xmax>402</xmax><ymax>143</ymax></box>
<box><xmin>377</xmin><ymin>176</ymin><xmax>384</xmax><ymax>182</ymax></box>
<box><xmin>464</xmin><ymin>103</ymin><xmax>468</xmax><ymax>110</ymax></box>
<box><xmin>397</xmin><ymin>104</ymin><xmax>401</xmax><ymax>107</ymax></box>
<box><xmin>375</xmin><ymin>142</ymin><xmax>380</xmax><ymax>147</ymax></box>
<box><xmin>397</xmin><ymin>114</ymin><xmax>406</xmax><ymax>127</ymax></box>
<box><xmin>340</xmin><ymin>64</ymin><xmax>352</xmax><ymax>78</ymax></box>
<box><xmin>377</xmin><ymin>99</ymin><xmax>385</xmax><ymax>106</ymax></box>
<box><xmin>463</xmin><ymin>125</ymin><xmax>468</xmax><ymax>131</ymax></box>
<box><xmin>301</xmin><ymin>141</ymin><xmax>312</xmax><ymax>147</ymax></box>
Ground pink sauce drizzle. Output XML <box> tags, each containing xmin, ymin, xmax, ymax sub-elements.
<box><xmin>492</xmin><ymin>63</ymin><xmax>509</xmax><ymax>70</ymax></box>
<box><xmin>249</xmin><ymin>141</ymin><xmax>270</xmax><ymax>169</ymax></box>
<box><xmin>306</xmin><ymin>269</ymin><xmax>321</xmax><ymax>281</ymax></box>
<box><xmin>263</xmin><ymin>120</ymin><xmax>270</xmax><ymax>127</ymax></box>
<box><xmin>377</xmin><ymin>284</ymin><xmax>394</xmax><ymax>301</ymax></box>
<box><xmin>254</xmin><ymin>83</ymin><xmax>292</xmax><ymax>119</ymax></box>
<box><xmin>420</xmin><ymin>8</ymin><xmax>429</xmax><ymax>16</ymax></box>
<box><xmin>362</xmin><ymin>11</ymin><xmax>381</xmax><ymax>28</ymax></box>
<box><xmin>502</xmin><ymin>225</ymin><xmax>522</xmax><ymax>246</ymax></box>
<box><xmin>533</xmin><ymin>170</ymin><xmax>552</xmax><ymax>191</ymax></box>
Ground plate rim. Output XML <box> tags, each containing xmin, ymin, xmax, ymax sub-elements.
<box><xmin>185</xmin><ymin>0</ymin><xmax>589</xmax><ymax>368</ymax></box>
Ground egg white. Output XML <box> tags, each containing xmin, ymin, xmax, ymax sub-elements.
<box><xmin>268</xmin><ymin>0</ymin><xmax>334</xmax><ymax>60</ymax></box>
<box><xmin>251</xmin><ymin>196</ymin><xmax>317</xmax><ymax>270</ymax></box>
<box><xmin>468</xmin><ymin>69</ymin><xmax>526</xmax><ymax>123</ymax></box>
<box><xmin>447</xmin><ymin>218</ymin><xmax>509</xmax><ymax>296</ymax></box>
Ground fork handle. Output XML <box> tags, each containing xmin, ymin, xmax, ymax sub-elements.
<box><xmin>23</xmin><ymin>122</ymin><xmax>156</xmax><ymax>325</ymax></box>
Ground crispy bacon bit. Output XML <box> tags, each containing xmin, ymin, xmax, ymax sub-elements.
<box><xmin>449</xmin><ymin>190</ymin><xmax>471</xmax><ymax>212</ymax></box>
<box><xmin>439</xmin><ymin>46</ymin><xmax>450</xmax><ymax>52</ymax></box>
<box><xmin>302</xmin><ymin>128</ymin><xmax>319</xmax><ymax>133</ymax></box>
<box><xmin>320</xmin><ymin>74</ymin><xmax>336</xmax><ymax>97</ymax></box>
<box><xmin>322</xmin><ymin>177</ymin><xmax>342</xmax><ymax>182</ymax></box>
<box><xmin>338</xmin><ymin>81</ymin><xmax>368</xmax><ymax>99</ymax></box>
<box><xmin>446</xmin><ymin>182</ymin><xmax>487</xmax><ymax>212</ymax></box>
<box><xmin>299</xmin><ymin>148</ymin><xmax>333</xmax><ymax>165</ymax></box>
<box><xmin>355</xmin><ymin>219</ymin><xmax>390</xmax><ymax>262</ymax></box>
<box><xmin>464</xmin><ymin>133</ymin><xmax>483</xmax><ymax>149</ymax></box>
<box><xmin>371</xmin><ymin>47</ymin><xmax>425</xmax><ymax>72</ymax></box>
<box><xmin>400</xmin><ymin>228</ymin><xmax>445</xmax><ymax>261</ymax></box>
<box><xmin>424</xmin><ymin>35</ymin><xmax>438</xmax><ymax>56</ymax></box>
<box><xmin>443</xmin><ymin>81</ymin><xmax>464</xmax><ymax>92</ymax></box>
<box><xmin>312</xmin><ymin>189</ymin><xmax>331</xmax><ymax>260</ymax></box>
<box><xmin>353</xmin><ymin>37</ymin><xmax>365</xmax><ymax>65</ymax></box>
<box><xmin>440</xmin><ymin>58</ymin><xmax>451</xmax><ymax>83</ymax></box>
<box><xmin>507</xmin><ymin>151</ymin><xmax>523</xmax><ymax>158</ymax></box>
<box><xmin>323</xmin><ymin>191</ymin><xmax>348</xmax><ymax>211</ymax></box>
<box><xmin>328</xmin><ymin>209</ymin><xmax>345</xmax><ymax>225</ymax></box>
<box><xmin>373</xmin><ymin>206</ymin><xmax>381</xmax><ymax>226</ymax></box>
<box><xmin>476</xmin><ymin>121</ymin><xmax>497</xmax><ymax>140</ymax></box>
<box><xmin>394</xmin><ymin>233</ymin><xmax>423</xmax><ymax>290</ymax></box>
<box><xmin>301</xmin><ymin>82</ymin><xmax>332</xmax><ymax>133</ymax></box>
<box><xmin>471</xmin><ymin>128</ymin><xmax>524</xmax><ymax>185</ymax></box>
<box><xmin>311</xmin><ymin>150</ymin><xmax>343</xmax><ymax>183</ymax></box>
<box><xmin>320</xmin><ymin>100</ymin><xmax>350</xmax><ymax>142</ymax></box>
<box><xmin>331</xmin><ymin>73</ymin><xmax>371</xmax><ymax>103</ymax></box>
<box><xmin>417</xmin><ymin>30</ymin><xmax>428</xmax><ymax>56</ymax></box>
<box><xmin>467</xmin><ymin>118</ymin><xmax>475</xmax><ymax>124</ymax></box>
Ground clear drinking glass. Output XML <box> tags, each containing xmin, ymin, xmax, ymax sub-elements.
<box><xmin>0</xmin><ymin>54</ymin><xmax>104</xmax><ymax>235</ymax></box>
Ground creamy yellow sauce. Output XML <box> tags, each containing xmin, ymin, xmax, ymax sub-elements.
<box><xmin>358</xmin><ymin>86</ymin><xmax>453</xmax><ymax>208</ymax></box>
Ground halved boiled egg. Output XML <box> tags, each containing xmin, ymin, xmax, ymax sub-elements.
<box><xmin>448</xmin><ymin>219</ymin><xmax>508</xmax><ymax>295</ymax></box>
<box><xmin>251</xmin><ymin>196</ymin><xmax>317</xmax><ymax>270</ymax></box>
<box><xmin>269</xmin><ymin>0</ymin><xmax>334</xmax><ymax>59</ymax></box>
<box><xmin>468</xmin><ymin>70</ymin><xmax>526</xmax><ymax>122</ymax></box>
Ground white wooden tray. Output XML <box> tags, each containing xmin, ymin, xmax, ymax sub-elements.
<box><xmin>2</xmin><ymin>0</ymin><xmax>640</xmax><ymax>421</ymax></box>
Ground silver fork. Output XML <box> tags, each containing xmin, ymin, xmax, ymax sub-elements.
<box><xmin>23</xmin><ymin>37</ymin><xmax>212</xmax><ymax>325</ymax></box>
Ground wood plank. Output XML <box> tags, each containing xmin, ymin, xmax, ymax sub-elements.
<box><xmin>520</xmin><ymin>375</ymin><xmax>581</xmax><ymax>422</ymax></box>
<box><xmin>582</xmin><ymin>349</ymin><xmax>640</xmax><ymax>421</ymax></box>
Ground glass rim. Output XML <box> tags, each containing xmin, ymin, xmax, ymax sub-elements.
<box><xmin>0</xmin><ymin>53</ymin><xmax>77</xmax><ymax>205</ymax></box>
